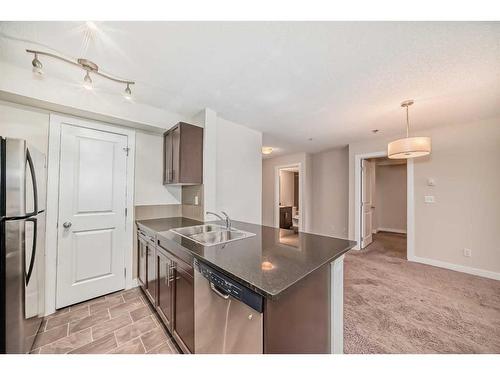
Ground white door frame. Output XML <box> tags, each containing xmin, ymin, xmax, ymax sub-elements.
<box><xmin>354</xmin><ymin>150</ymin><xmax>414</xmax><ymax>259</ymax></box>
<box><xmin>274</xmin><ymin>163</ymin><xmax>304</xmax><ymax>231</ymax></box>
<box><xmin>45</xmin><ymin>114</ymin><xmax>136</xmax><ymax>315</ymax></box>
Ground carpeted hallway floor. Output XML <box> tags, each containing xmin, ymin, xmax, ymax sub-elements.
<box><xmin>343</xmin><ymin>232</ymin><xmax>500</xmax><ymax>353</ymax></box>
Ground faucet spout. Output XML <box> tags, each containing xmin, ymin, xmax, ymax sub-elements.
<box><xmin>206</xmin><ymin>211</ymin><xmax>231</xmax><ymax>229</ymax></box>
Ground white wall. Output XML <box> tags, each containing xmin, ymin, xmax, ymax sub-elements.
<box><xmin>0</xmin><ymin>101</ymin><xmax>49</xmax><ymax>153</ymax></box>
<box><xmin>375</xmin><ymin>163</ymin><xmax>407</xmax><ymax>233</ymax></box>
<box><xmin>349</xmin><ymin>117</ymin><xmax>500</xmax><ymax>277</ymax></box>
<box><xmin>134</xmin><ymin>131</ymin><xmax>181</xmax><ymax>205</ymax></box>
<box><xmin>310</xmin><ymin>147</ymin><xmax>349</xmax><ymax>238</ymax></box>
<box><xmin>215</xmin><ymin>117</ymin><xmax>262</xmax><ymax>224</ymax></box>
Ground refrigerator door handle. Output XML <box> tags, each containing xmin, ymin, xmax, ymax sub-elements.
<box><xmin>0</xmin><ymin>148</ymin><xmax>39</xmax><ymax>222</ymax></box>
<box><xmin>25</xmin><ymin>217</ymin><xmax>37</xmax><ymax>286</ymax></box>
<box><xmin>25</xmin><ymin>148</ymin><xmax>38</xmax><ymax>217</ymax></box>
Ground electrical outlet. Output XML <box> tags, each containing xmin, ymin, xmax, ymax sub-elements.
<box><xmin>424</xmin><ymin>195</ymin><xmax>435</xmax><ymax>203</ymax></box>
<box><xmin>463</xmin><ymin>248</ymin><xmax>472</xmax><ymax>257</ymax></box>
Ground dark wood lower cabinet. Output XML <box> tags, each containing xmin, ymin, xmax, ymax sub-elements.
<box><xmin>137</xmin><ymin>233</ymin><xmax>147</xmax><ymax>289</ymax></box>
<box><xmin>157</xmin><ymin>252</ymin><xmax>173</xmax><ymax>329</ymax></box>
<box><xmin>138</xmin><ymin>227</ymin><xmax>194</xmax><ymax>353</ymax></box>
<box><xmin>145</xmin><ymin>239</ymin><xmax>157</xmax><ymax>304</ymax></box>
<box><xmin>172</xmin><ymin>263</ymin><xmax>194</xmax><ymax>353</ymax></box>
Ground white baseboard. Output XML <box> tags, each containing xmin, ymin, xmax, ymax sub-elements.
<box><xmin>377</xmin><ymin>227</ymin><xmax>407</xmax><ymax>234</ymax></box>
<box><xmin>408</xmin><ymin>255</ymin><xmax>500</xmax><ymax>281</ymax></box>
<box><xmin>128</xmin><ymin>278</ymin><xmax>139</xmax><ymax>289</ymax></box>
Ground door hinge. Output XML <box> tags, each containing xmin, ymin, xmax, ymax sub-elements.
<box><xmin>124</xmin><ymin>268</ymin><xmax>127</xmax><ymax>278</ymax></box>
<box><xmin>125</xmin><ymin>207</ymin><xmax>128</xmax><ymax>217</ymax></box>
<box><xmin>123</xmin><ymin>147</ymin><xmax>130</xmax><ymax>156</ymax></box>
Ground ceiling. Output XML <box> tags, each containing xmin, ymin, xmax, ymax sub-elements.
<box><xmin>1</xmin><ymin>21</ymin><xmax>499</xmax><ymax>156</ymax></box>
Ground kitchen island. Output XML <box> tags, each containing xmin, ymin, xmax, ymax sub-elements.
<box><xmin>136</xmin><ymin>217</ymin><xmax>355</xmax><ymax>354</ymax></box>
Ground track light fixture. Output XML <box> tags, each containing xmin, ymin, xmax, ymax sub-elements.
<box><xmin>26</xmin><ymin>49</ymin><xmax>134</xmax><ymax>98</ymax></box>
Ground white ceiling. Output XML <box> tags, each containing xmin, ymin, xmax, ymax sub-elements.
<box><xmin>1</xmin><ymin>21</ymin><xmax>499</xmax><ymax>156</ymax></box>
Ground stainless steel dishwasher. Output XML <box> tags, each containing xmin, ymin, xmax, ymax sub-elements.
<box><xmin>194</xmin><ymin>259</ymin><xmax>263</xmax><ymax>354</ymax></box>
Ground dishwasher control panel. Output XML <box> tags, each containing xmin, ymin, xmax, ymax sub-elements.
<box><xmin>195</xmin><ymin>259</ymin><xmax>263</xmax><ymax>313</ymax></box>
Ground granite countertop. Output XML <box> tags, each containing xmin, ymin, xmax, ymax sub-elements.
<box><xmin>136</xmin><ymin>217</ymin><xmax>355</xmax><ymax>299</ymax></box>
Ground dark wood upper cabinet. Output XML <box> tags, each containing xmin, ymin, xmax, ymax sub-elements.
<box><xmin>163</xmin><ymin>122</ymin><xmax>203</xmax><ymax>185</ymax></box>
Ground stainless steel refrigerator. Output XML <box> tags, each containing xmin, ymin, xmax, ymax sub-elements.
<box><xmin>0</xmin><ymin>137</ymin><xmax>46</xmax><ymax>354</ymax></box>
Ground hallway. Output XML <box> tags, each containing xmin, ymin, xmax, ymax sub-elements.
<box><xmin>344</xmin><ymin>232</ymin><xmax>500</xmax><ymax>353</ymax></box>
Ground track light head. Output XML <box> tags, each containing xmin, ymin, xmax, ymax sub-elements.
<box><xmin>83</xmin><ymin>71</ymin><xmax>93</xmax><ymax>90</ymax></box>
<box><xmin>124</xmin><ymin>83</ymin><xmax>132</xmax><ymax>100</ymax></box>
<box><xmin>31</xmin><ymin>53</ymin><xmax>43</xmax><ymax>75</ymax></box>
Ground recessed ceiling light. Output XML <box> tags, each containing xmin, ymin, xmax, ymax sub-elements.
<box><xmin>85</xmin><ymin>21</ymin><xmax>98</xmax><ymax>32</ymax></box>
<box><xmin>262</xmin><ymin>147</ymin><xmax>273</xmax><ymax>155</ymax></box>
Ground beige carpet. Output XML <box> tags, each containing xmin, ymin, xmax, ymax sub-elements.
<box><xmin>344</xmin><ymin>232</ymin><xmax>500</xmax><ymax>353</ymax></box>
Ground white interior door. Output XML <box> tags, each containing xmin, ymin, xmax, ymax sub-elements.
<box><xmin>56</xmin><ymin>124</ymin><xmax>128</xmax><ymax>308</ymax></box>
<box><xmin>361</xmin><ymin>159</ymin><xmax>374</xmax><ymax>248</ymax></box>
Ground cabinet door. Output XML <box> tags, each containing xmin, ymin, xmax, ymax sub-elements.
<box><xmin>173</xmin><ymin>264</ymin><xmax>194</xmax><ymax>353</ymax></box>
<box><xmin>163</xmin><ymin>131</ymin><xmax>173</xmax><ymax>184</ymax></box>
<box><xmin>157</xmin><ymin>252</ymin><xmax>173</xmax><ymax>329</ymax></box>
<box><xmin>171</xmin><ymin>125</ymin><xmax>180</xmax><ymax>183</ymax></box>
<box><xmin>145</xmin><ymin>242</ymin><xmax>157</xmax><ymax>305</ymax></box>
<box><xmin>137</xmin><ymin>234</ymin><xmax>147</xmax><ymax>288</ymax></box>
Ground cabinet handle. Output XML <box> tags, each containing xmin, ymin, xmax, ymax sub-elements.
<box><xmin>169</xmin><ymin>263</ymin><xmax>176</xmax><ymax>283</ymax></box>
<box><xmin>165</xmin><ymin>262</ymin><xmax>170</xmax><ymax>286</ymax></box>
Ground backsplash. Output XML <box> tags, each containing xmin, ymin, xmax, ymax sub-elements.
<box><xmin>182</xmin><ymin>185</ymin><xmax>204</xmax><ymax>221</ymax></box>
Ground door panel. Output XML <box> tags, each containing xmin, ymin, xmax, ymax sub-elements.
<box><xmin>174</xmin><ymin>265</ymin><xmax>194</xmax><ymax>353</ymax></box>
<box><xmin>163</xmin><ymin>132</ymin><xmax>172</xmax><ymax>184</ymax></box>
<box><xmin>157</xmin><ymin>252</ymin><xmax>173</xmax><ymax>328</ymax></box>
<box><xmin>171</xmin><ymin>126</ymin><xmax>180</xmax><ymax>183</ymax></box>
<box><xmin>137</xmin><ymin>234</ymin><xmax>147</xmax><ymax>288</ymax></box>
<box><xmin>73</xmin><ymin>228</ymin><xmax>113</xmax><ymax>283</ymax></box>
<box><xmin>76</xmin><ymin>137</ymin><xmax>114</xmax><ymax>213</ymax></box>
<box><xmin>145</xmin><ymin>242</ymin><xmax>157</xmax><ymax>305</ymax></box>
<box><xmin>56</xmin><ymin>124</ymin><xmax>128</xmax><ymax>308</ymax></box>
<box><xmin>361</xmin><ymin>160</ymin><xmax>374</xmax><ymax>248</ymax></box>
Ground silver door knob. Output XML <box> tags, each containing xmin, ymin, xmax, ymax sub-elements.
<box><xmin>63</xmin><ymin>221</ymin><xmax>72</xmax><ymax>229</ymax></box>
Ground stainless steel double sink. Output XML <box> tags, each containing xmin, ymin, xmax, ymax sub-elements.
<box><xmin>170</xmin><ymin>224</ymin><xmax>255</xmax><ymax>246</ymax></box>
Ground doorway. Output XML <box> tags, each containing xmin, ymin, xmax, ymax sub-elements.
<box><xmin>45</xmin><ymin>115</ymin><xmax>136</xmax><ymax>314</ymax></box>
<box><xmin>361</xmin><ymin>157</ymin><xmax>407</xmax><ymax>248</ymax></box>
<box><xmin>274</xmin><ymin>164</ymin><xmax>303</xmax><ymax>246</ymax></box>
<box><xmin>354</xmin><ymin>151</ymin><xmax>413</xmax><ymax>256</ymax></box>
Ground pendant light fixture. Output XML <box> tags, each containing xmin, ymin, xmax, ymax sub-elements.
<box><xmin>388</xmin><ymin>100</ymin><xmax>431</xmax><ymax>159</ymax></box>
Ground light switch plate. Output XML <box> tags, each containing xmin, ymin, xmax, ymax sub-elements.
<box><xmin>424</xmin><ymin>195</ymin><xmax>435</xmax><ymax>203</ymax></box>
<box><xmin>463</xmin><ymin>248</ymin><xmax>472</xmax><ymax>257</ymax></box>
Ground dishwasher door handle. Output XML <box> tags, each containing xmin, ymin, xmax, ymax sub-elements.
<box><xmin>210</xmin><ymin>282</ymin><xmax>230</xmax><ymax>299</ymax></box>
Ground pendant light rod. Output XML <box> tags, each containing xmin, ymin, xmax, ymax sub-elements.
<box><xmin>26</xmin><ymin>49</ymin><xmax>135</xmax><ymax>85</ymax></box>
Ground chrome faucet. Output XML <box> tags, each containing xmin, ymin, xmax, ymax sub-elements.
<box><xmin>206</xmin><ymin>211</ymin><xmax>231</xmax><ymax>229</ymax></box>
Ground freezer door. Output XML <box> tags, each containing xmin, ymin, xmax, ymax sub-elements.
<box><xmin>5</xmin><ymin>138</ymin><xmax>26</xmax><ymax>218</ymax></box>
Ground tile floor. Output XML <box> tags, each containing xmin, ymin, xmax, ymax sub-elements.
<box><xmin>31</xmin><ymin>288</ymin><xmax>180</xmax><ymax>354</ymax></box>
<box><xmin>344</xmin><ymin>232</ymin><xmax>500</xmax><ymax>353</ymax></box>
